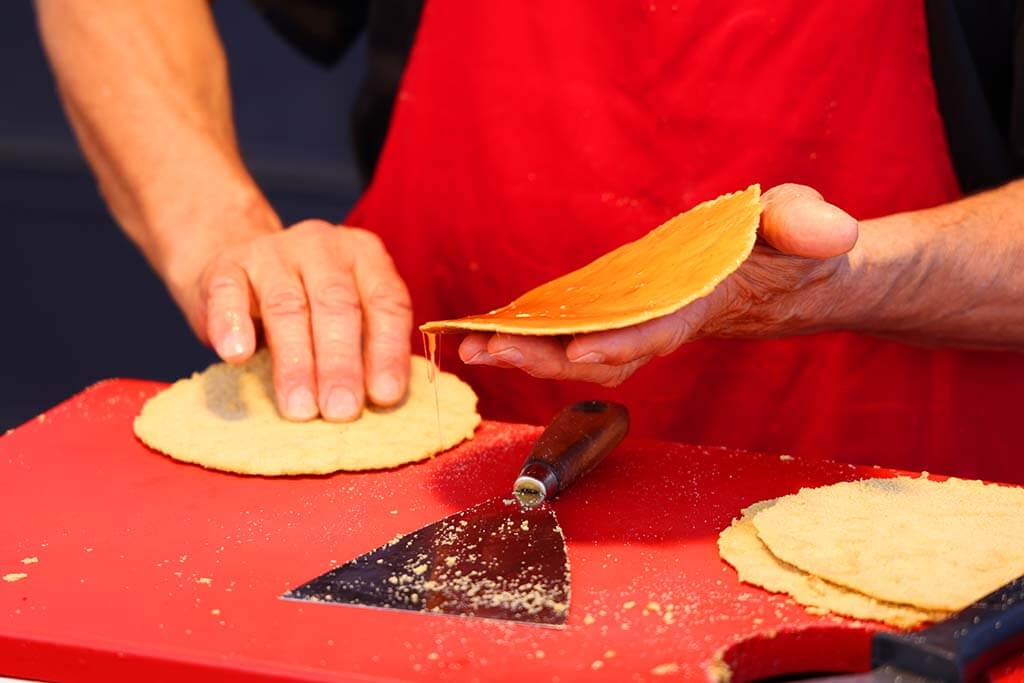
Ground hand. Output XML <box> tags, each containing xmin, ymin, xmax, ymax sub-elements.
<box><xmin>458</xmin><ymin>184</ymin><xmax>859</xmax><ymax>386</ymax></box>
<box><xmin>173</xmin><ymin>219</ymin><xmax>412</xmax><ymax>421</ymax></box>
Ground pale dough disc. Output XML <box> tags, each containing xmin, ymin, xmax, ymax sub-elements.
<box><xmin>751</xmin><ymin>477</ymin><xmax>1024</xmax><ymax>612</ymax></box>
<box><xmin>134</xmin><ymin>351</ymin><xmax>481</xmax><ymax>476</ymax></box>
<box><xmin>718</xmin><ymin>501</ymin><xmax>948</xmax><ymax>628</ymax></box>
<box><xmin>420</xmin><ymin>185</ymin><xmax>761</xmax><ymax>335</ymax></box>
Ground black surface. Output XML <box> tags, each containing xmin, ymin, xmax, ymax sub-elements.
<box><xmin>1</xmin><ymin>3</ymin><xmax>366</xmax><ymax>431</ymax></box>
<box><xmin>872</xmin><ymin>575</ymin><xmax>1024</xmax><ymax>681</ymax></box>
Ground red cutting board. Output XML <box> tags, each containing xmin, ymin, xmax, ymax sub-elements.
<box><xmin>1</xmin><ymin>379</ymin><xmax>1022</xmax><ymax>683</ymax></box>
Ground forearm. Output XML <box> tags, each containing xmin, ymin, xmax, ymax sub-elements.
<box><xmin>35</xmin><ymin>0</ymin><xmax>280</xmax><ymax>300</ymax></box>
<box><xmin>842</xmin><ymin>180</ymin><xmax>1024</xmax><ymax>350</ymax></box>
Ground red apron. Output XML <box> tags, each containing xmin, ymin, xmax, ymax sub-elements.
<box><xmin>349</xmin><ymin>1</ymin><xmax>1024</xmax><ymax>483</ymax></box>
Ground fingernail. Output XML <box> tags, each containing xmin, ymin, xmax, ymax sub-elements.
<box><xmin>285</xmin><ymin>386</ymin><xmax>318</xmax><ymax>420</ymax></box>
<box><xmin>466</xmin><ymin>350</ymin><xmax>496</xmax><ymax>365</ymax></box>
<box><xmin>217</xmin><ymin>328</ymin><xmax>248</xmax><ymax>360</ymax></box>
<box><xmin>325</xmin><ymin>387</ymin><xmax>359</xmax><ymax>420</ymax></box>
<box><xmin>571</xmin><ymin>351</ymin><xmax>605</xmax><ymax>364</ymax></box>
<box><xmin>372</xmin><ymin>374</ymin><xmax>402</xmax><ymax>404</ymax></box>
<box><xmin>491</xmin><ymin>347</ymin><xmax>524</xmax><ymax>366</ymax></box>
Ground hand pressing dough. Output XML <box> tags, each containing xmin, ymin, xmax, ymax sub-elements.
<box><xmin>718</xmin><ymin>501</ymin><xmax>948</xmax><ymax>628</ymax></box>
<box><xmin>420</xmin><ymin>185</ymin><xmax>761</xmax><ymax>335</ymax></box>
<box><xmin>134</xmin><ymin>351</ymin><xmax>480</xmax><ymax>476</ymax></box>
<box><xmin>752</xmin><ymin>477</ymin><xmax>1024</xmax><ymax>612</ymax></box>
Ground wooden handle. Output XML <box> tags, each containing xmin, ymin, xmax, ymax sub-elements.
<box><xmin>872</xmin><ymin>574</ymin><xmax>1024</xmax><ymax>680</ymax></box>
<box><xmin>513</xmin><ymin>400</ymin><xmax>629</xmax><ymax>507</ymax></box>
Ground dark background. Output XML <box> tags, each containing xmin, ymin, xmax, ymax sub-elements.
<box><xmin>2</xmin><ymin>3</ymin><xmax>366</xmax><ymax>430</ymax></box>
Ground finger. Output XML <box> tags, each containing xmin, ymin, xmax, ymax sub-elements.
<box><xmin>760</xmin><ymin>183</ymin><xmax>858</xmax><ymax>258</ymax></box>
<box><xmin>460</xmin><ymin>333</ymin><xmax>518</xmax><ymax>368</ymax></box>
<box><xmin>351</xmin><ymin>230</ymin><xmax>412</xmax><ymax>406</ymax></box>
<box><xmin>301</xmin><ymin>252</ymin><xmax>365</xmax><ymax>422</ymax></box>
<box><xmin>202</xmin><ymin>260</ymin><xmax>256</xmax><ymax>363</ymax></box>
<box><xmin>565</xmin><ymin>299</ymin><xmax>708</xmax><ymax>366</ymax></box>
<box><xmin>486</xmin><ymin>334</ymin><xmax>648</xmax><ymax>385</ymax></box>
<box><xmin>251</xmin><ymin>261</ymin><xmax>318</xmax><ymax>421</ymax></box>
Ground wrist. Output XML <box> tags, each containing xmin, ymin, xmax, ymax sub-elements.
<box><xmin>826</xmin><ymin>213</ymin><xmax>925</xmax><ymax>335</ymax></box>
<box><xmin>156</xmin><ymin>181</ymin><xmax>281</xmax><ymax>315</ymax></box>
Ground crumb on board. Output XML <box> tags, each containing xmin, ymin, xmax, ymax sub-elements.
<box><xmin>591</xmin><ymin>660</ymin><xmax>604</xmax><ymax>670</ymax></box>
<box><xmin>3</xmin><ymin>573</ymin><xmax>28</xmax><ymax>583</ymax></box>
<box><xmin>779</xmin><ymin>454</ymin><xmax>794</xmax><ymax>461</ymax></box>
<box><xmin>604</xmin><ymin>650</ymin><xmax>616</xmax><ymax>659</ymax></box>
<box><xmin>197</xmin><ymin>577</ymin><xmax>212</xmax><ymax>585</ymax></box>
<box><xmin>622</xmin><ymin>600</ymin><xmax>636</xmax><ymax>609</ymax></box>
<box><xmin>652</xmin><ymin>662</ymin><xmax>681</xmax><ymax>676</ymax></box>
<box><xmin>583</xmin><ymin>613</ymin><xmax>596</xmax><ymax>625</ymax></box>
<box><xmin>210</xmin><ymin>608</ymin><xmax>221</xmax><ymax>615</ymax></box>
<box><xmin>21</xmin><ymin>557</ymin><xmax>38</xmax><ymax>565</ymax></box>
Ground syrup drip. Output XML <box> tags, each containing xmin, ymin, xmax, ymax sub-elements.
<box><xmin>421</xmin><ymin>331</ymin><xmax>443</xmax><ymax>448</ymax></box>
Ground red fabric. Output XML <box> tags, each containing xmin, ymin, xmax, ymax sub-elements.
<box><xmin>349</xmin><ymin>1</ymin><xmax>1024</xmax><ymax>483</ymax></box>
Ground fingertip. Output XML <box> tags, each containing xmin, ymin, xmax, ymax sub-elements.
<box><xmin>321</xmin><ymin>385</ymin><xmax>362</xmax><ymax>422</ymax></box>
<box><xmin>368</xmin><ymin>372</ymin><xmax>404</xmax><ymax>407</ymax></box>
<box><xmin>281</xmin><ymin>385</ymin><xmax>318</xmax><ymax>421</ymax></box>
<box><xmin>763</xmin><ymin>190</ymin><xmax>859</xmax><ymax>258</ymax></box>
<box><xmin>214</xmin><ymin>324</ymin><xmax>255</xmax><ymax>364</ymax></box>
<box><xmin>458</xmin><ymin>334</ymin><xmax>490</xmax><ymax>362</ymax></box>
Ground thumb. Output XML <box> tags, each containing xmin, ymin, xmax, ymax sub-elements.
<box><xmin>760</xmin><ymin>183</ymin><xmax>858</xmax><ymax>258</ymax></box>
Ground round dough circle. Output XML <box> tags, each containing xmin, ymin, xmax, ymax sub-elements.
<box><xmin>718</xmin><ymin>500</ymin><xmax>947</xmax><ymax>628</ymax></box>
<box><xmin>134</xmin><ymin>352</ymin><xmax>481</xmax><ymax>475</ymax></box>
<box><xmin>751</xmin><ymin>477</ymin><xmax>1024</xmax><ymax>611</ymax></box>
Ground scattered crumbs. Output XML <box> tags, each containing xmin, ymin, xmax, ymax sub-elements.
<box><xmin>197</xmin><ymin>577</ymin><xmax>212</xmax><ymax>585</ymax></box>
<box><xmin>21</xmin><ymin>557</ymin><xmax>38</xmax><ymax>565</ymax></box>
<box><xmin>604</xmin><ymin>650</ymin><xmax>616</xmax><ymax>659</ymax></box>
<box><xmin>376</xmin><ymin>558</ymin><xmax>385</xmax><ymax>565</ymax></box>
<box><xmin>520</xmin><ymin>520</ymin><xmax>529</xmax><ymax>531</ymax></box>
<box><xmin>622</xmin><ymin>600</ymin><xmax>636</xmax><ymax>610</ymax></box>
<box><xmin>535</xmin><ymin>650</ymin><xmax>545</xmax><ymax>659</ymax></box>
<box><xmin>3</xmin><ymin>573</ymin><xmax>27</xmax><ymax>583</ymax></box>
<box><xmin>412</xmin><ymin>663</ymin><xmax>422</xmax><ymax>672</ymax></box>
<box><xmin>387</xmin><ymin>576</ymin><xmax>399</xmax><ymax>585</ymax></box>
<box><xmin>444</xmin><ymin>556</ymin><xmax>457</xmax><ymax>567</ymax></box>
<box><xmin>210</xmin><ymin>608</ymin><xmax>221</xmax><ymax>616</ymax></box>
<box><xmin>583</xmin><ymin>613</ymin><xmax>596</xmax><ymax>625</ymax></box>
<box><xmin>85</xmin><ymin>548</ymin><xmax>94</xmax><ymax>553</ymax></box>
<box><xmin>645</xmin><ymin>601</ymin><xmax>661</xmax><ymax>614</ymax></box>
<box><xmin>411</xmin><ymin>564</ymin><xmax>428</xmax><ymax>576</ymax></box>
<box><xmin>427</xmin><ymin>652</ymin><xmax>439</xmax><ymax>661</ymax></box>
<box><xmin>663</xmin><ymin>611</ymin><xmax>676</xmax><ymax>625</ymax></box>
<box><xmin>652</xmin><ymin>662</ymin><xmax>680</xmax><ymax>676</ymax></box>
<box><xmin>36</xmin><ymin>414</ymin><xmax>47</xmax><ymax>423</ymax></box>
<box><xmin>390</xmin><ymin>510</ymin><xmax>399</xmax><ymax>515</ymax></box>
<box><xmin>779</xmin><ymin>454</ymin><xmax>794</xmax><ymax>461</ymax></box>
<box><xmin>591</xmin><ymin>660</ymin><xmax>604</xmax><ymax>670</ymax></box>
<box><xmin>620</xmin><ymin>623</ymin><xmax>631</xmax><ymax>630</ymax></box>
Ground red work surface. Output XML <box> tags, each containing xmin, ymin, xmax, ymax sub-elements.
<box><xmin>1</xmin><ymin>380</ymin><xmax>1022</xmax><ymax>682</ymax></box>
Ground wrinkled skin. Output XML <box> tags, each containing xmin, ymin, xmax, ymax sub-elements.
<box><xmin>458</xmin><ymin>184</ymin><xmax>859</xmax><ymax>387</ymax></box>
<box><xmin>181</xmin><ymin>220</ymin><xmax>412</xmax><ymax>422</ymax></box>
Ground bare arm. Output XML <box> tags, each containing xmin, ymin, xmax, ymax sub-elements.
<box><xmin>842</xmin><ymin>180</ymin><xmax>1024</xmax><ymax>350</ymax></box>
<box><xmin>36</xmin><ymin>0</ymin><xmax>412</xmax><ymax>420</ymax></box>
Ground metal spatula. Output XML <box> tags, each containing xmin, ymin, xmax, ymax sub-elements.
<box><xmin>282</xmin><ymin>400</ymin><xmax>629</xmax><ymax>626</ymax></box>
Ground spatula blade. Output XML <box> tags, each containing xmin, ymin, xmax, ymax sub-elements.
<box><xmin>282</xmin><ymin>497</ymin><xmax>570</xmax><ymax>626</ymax></box>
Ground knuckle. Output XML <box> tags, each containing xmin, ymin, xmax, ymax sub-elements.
<box><xmin>366</xmin><ymin>281</ymin><xmax>413</xmax><ymax>316</ymax></box>
<box><xmin>262</xmin><ymin>288</ymin><xmax>309</xmax><ymax>319</ymax></box>
<box><xmin>310</xmin><ymin>282</ymin><xmax>361</xmax><ymax>316</ymax></box>
<box><xmin>291</xmin><ymin>219</ymin><xmax>333</xmax><ymax>236</ymax></box>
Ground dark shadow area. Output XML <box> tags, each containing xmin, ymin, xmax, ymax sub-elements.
<box><xmin>1</xmin><ymin>3</ymin><xmax>366</xmax><ymax>430</ymax></box>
